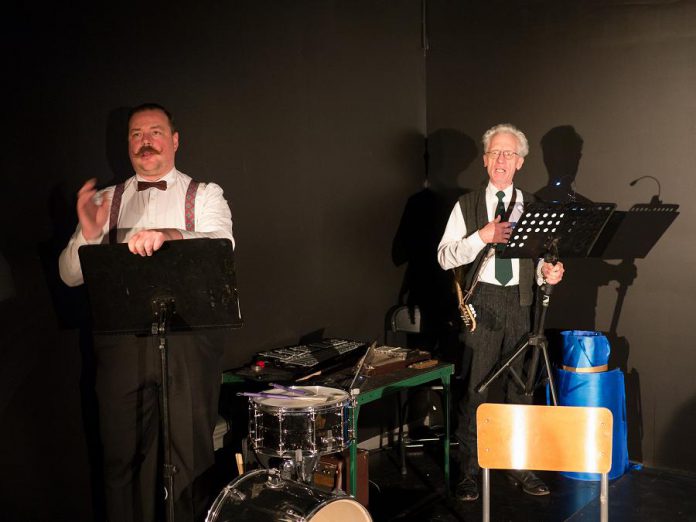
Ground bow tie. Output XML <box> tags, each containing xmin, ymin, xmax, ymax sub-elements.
<box><xmin>137</xmin><ymin>180</ymin><xmax>167</xmax><ymax>191</ymax></box>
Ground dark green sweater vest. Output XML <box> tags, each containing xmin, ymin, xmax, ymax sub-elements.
<box><xmin>457</xmin><ymin>188</ymin><xmax>535</xmax><ymax>307</ymax></box>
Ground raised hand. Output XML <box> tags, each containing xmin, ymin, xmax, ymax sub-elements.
<box><xmin>76</xmin><ymin>178</ymin><xmax>111</xmax><ymax>240</ymax></box>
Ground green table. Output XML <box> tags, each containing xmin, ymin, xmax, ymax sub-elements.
<box><xmin>348</xmin><ymin>361</ymin><xmax>454</xmax><ymax>496</ymax></box>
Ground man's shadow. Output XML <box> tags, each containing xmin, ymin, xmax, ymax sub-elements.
<box><xmin>391</xmin><ymin>128</ymin><xmax>477</xmax><ymax>365</ymax></box>
<box><xmin>535</xmin><ymin>125</ymin><xmax>643</xmax><ymax>461</ymax></box>
<box><xmin>37</xmin><ymin>106</ymin><xmax>133</xmax><ymax>520</ymax></box>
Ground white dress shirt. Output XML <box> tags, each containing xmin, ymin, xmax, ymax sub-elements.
<box><xmin>59</xmin><ymin>168</ymin><xmax>234</xmax><ymax>287</ymax></box>
<box><xmin>437</xmin><ymin>183</ymin><xmax>526</xmax><ymax>286</ymax></box>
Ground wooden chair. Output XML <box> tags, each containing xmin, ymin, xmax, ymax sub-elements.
<box><xmin>477</xmin><ymin>403</ymin><xmax>613</xmax><ymax>522</ymax></box>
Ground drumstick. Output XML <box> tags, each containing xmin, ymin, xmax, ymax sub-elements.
<box><xmin>268</xmin><ymin>382</ymin><xmax>314</xmax><ymax>395</ymax></box>
<box><xmin>237</xmin><ymin>391</ymin><xmax>328</xmax><ymax>401</ymax></box>
<box><xmin>295</xmin><ymin>370</ymin><xmax>322</xmax><ymax>382</ymax></box>
<box><xmin>235</xmin><ymin>453</ymin><xmax>244</xmax><ymax>475</ymax></box>
<box><xmin>237</xmin><ymin>391</ymin><xmax>292</xmax><ymax>400</ymax></box>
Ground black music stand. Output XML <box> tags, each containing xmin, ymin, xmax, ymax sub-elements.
<box><xmin>78</xmin><ymin>238</ymin><xmax>242</xmax><ymax>522</ymax></box>
<box><xmin>591</xmin><ymin>202</ymin><xmax>679</xmax><ymax>260</ymax></box>
<box><xmin>477</xmin><ymin>202</ymin><xmax>615</xmax><ymax>405</ymax></box>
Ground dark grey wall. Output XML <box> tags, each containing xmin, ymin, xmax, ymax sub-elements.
<box><xmin>426</xmin><ymin>0</ymin><xmax>695</xmax><ymax>472</ymax></box>
<box><xmin>1</xmin><ymin>2</ymin><xmax>425</xmax><ymax>520</ymax></box>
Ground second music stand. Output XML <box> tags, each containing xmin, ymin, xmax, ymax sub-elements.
<box><xmin>477</xmin><ymin>201</ymin><xmax>615</xmax><ymax>404</ymax></box>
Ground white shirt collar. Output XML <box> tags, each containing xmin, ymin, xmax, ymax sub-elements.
<box><xmin>135</xmin><ymin>167</ymin><xmax>177</xmax><ymax>184</ymax></box>
<box><xmin>486</xmin><ymin>182</ymin><xmax>514</xmax><ymax>199</ymax></box>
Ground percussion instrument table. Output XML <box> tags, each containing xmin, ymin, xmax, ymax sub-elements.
<box><xmin>349</xmin><ymin>361</ymin><xmax>454</xmax><ymax>496</ymax></box>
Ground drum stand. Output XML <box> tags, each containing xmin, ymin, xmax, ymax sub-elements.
<box><xmin>253</xmin><ymin>451</ymin><xmax>320</xmax><ymax>484</ymax></box>
<box><xmin>279</xmin><ymin>452</ymin><xmax>321</xmax><ymax>484</ymax></box>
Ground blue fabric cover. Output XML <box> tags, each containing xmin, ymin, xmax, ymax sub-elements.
<box><xmin>561</xmin><ymin>330</ymin><xmax>611</xmax><ymax>369</ymax></box>
<box><xmin>551</xmin><ymin>367</ymin><xmax>630</xmax><ymax>481</ymax></box>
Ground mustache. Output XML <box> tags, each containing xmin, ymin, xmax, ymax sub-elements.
<box><xmin>136</xmin><ymin>145</ymin><xmax>160</xmax><ymax>156</ymax></box>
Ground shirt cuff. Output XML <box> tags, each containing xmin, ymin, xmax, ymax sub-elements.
<box><xmin>469</xmin><ymin>231</ymin><xmax>487</xmax><ymax>251</ymax></box>
<box><xmin>536</xmin><ymin>259</ymin><xmax>546</xmax><ymax>286</ymax></box>
<box><xmin>79</xmin><ymin>230</ymin><xmax>105</xmax><ymax>245</ymax></box>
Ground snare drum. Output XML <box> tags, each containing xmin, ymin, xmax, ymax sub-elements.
<box><xmin>206</xmin><ymin>469</ymin><xmax>371</xmax><ymax>522</ymax></box>
<box><xmin>249</xmin><ymin>385</ymin><xmax>351</xmax><ymax>457</ymax></box>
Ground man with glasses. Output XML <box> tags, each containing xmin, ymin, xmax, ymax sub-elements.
<box><xmin>438</xmin><ymin>123</ymin><xmax>564</xmax><ymax>502</ymax></box>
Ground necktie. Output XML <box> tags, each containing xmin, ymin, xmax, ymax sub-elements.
<box><xmin>495</xmin><ymin>190</ymin><xmax>513</xmax><ymax>286</ymax></box>
<box><xmin>137</xmin><ymin>180</ymin><xmax>167</xmax><ymax>191</ymax></box>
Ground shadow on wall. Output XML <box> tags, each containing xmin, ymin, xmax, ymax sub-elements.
<box><xmin>391</xmin><ymin>128</ymin><xmax>477</xmax><ymax>364</ymax></box>
<box><xmin>104</xmin><ymin>106</ymin><xmax>135</xmax><ymax>187</ymax></box>
<box><xmin>33</xmin><ymin>105</ymin><xmax>136</xmax><ymax>521</ymax></box>
<box><xmin>535</xmin><ymin>125</ymin><xmax>639</xmax><ymax>342</ymax></box>
<box><xmin>535</xmin><ymin>125</ymin><xmax>645</xmax><ymax>462</ymax></box>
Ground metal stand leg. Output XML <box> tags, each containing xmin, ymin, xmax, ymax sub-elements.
<box><xmin>477</xmin><ymin>283</ymin><xmax>559</xmax><ymax>405</ymax></box>
<box><xmin>442</xmin><ymin>375</ymin><xmax>451</xmax><ymax>496</ymax></box>
<box><xmin>349</xmin><ymin>401</ymin><xmax>360</xmax><ymax>496</ymax></box>
<box><xmin>154</xmin><ymin>299</ymin><xmax>176</xmax><ymax>522</ymax></box>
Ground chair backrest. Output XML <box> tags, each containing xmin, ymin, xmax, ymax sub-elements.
<box><xmin>387</xmin><ymin>305</ymin><xmax>421</xmax><ymax>334</ymax></box>
<box><xmin>384</xmin><ymin>305</ymin><xmax>421</xmax><ymax>345</ymax></box>
<box><xmin>477</xmin><ymin>403</ymin><xmax>613</xmax><ymax>473</ymax></box>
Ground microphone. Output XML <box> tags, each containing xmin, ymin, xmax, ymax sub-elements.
<box><xmin>629</xmin><ymin>175</ymin><xmax>662</xmax><ymax>205</ymax></box>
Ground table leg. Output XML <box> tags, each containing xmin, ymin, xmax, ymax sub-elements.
<box><xmin>350</xmin><ymin>402</ymin><xmax>361</xmax><ymax>496</ymax></box>
<box><xmin>443</xmin><ymin>374</ymin><xmax>451</xmax><ymax>495</ymax></box>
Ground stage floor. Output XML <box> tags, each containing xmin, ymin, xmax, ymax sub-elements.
<box><xmin>367</xmin><ymin>444</ymin><xmax>696</xmax><ymax>521</ymax></box>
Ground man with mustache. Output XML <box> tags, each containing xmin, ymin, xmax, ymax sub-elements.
<box><xmin>438</xmin><ymin>123</ymin><xmax>564</xmax><ymax>503</ymax></box>
<box><xmin>59</xmin><ymin>103</ymin><xmax>234</xmax><ymax>521</ymax></box>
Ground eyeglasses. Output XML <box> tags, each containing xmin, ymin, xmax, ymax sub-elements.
<box><xmin>486</xmin><ymin>150</ymin><xmax>518</xmax><ymax>160</ymax></box>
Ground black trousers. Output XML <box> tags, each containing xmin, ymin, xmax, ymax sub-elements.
<box><xmin>94</xmin><ymin>331</ymin><xmax>225</xmax><ymax>522</ymax></box>
<box><xmin>455</xmin><ymin>282</ymin><xmax>532</xmax><ymax>477</ymax></box>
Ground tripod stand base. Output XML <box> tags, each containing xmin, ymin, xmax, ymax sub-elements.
<box><xmin>476</xmin><ymin>336</ymin><xmax>557</xmax><ymax>405</ymax></box>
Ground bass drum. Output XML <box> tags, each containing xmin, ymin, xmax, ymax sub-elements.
<box><xmin>206</xmin><ymin>469</ymin><xmax>371</xmax><ymax>522</ymax></box>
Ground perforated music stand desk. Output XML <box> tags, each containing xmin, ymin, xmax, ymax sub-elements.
<box><xmin>78</xmin><ymin>238</ymin><xmax>242</xmax><ymax>334</ymax></box>
<box><xmin>78</xmin><ymin>238</ymin><xmax>242</xmax><ymax>521</ymax></box>
<box><xmin>500</xmin><ymin>201</ymin><xmax>616</xmax><ymax>261</ymax></box>
<box><xmin>590</xmin><ymin>202</ymin><xmax>679</xmax><ymax>259</ymax></box>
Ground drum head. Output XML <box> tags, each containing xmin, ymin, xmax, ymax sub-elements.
<box><xmin>309</xmin><ymin>498</ymin><xmax>372</xmax><ymax>522</ymax></box>
<box><xmin>253</xmin><ymin>386</ymin><xmax>349</xmax><ymax>409</ymax></box>
<box><xmin>206</xmin><ymin>470</ymin><xmax>372</xmax><ymax>522</ymax></box>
